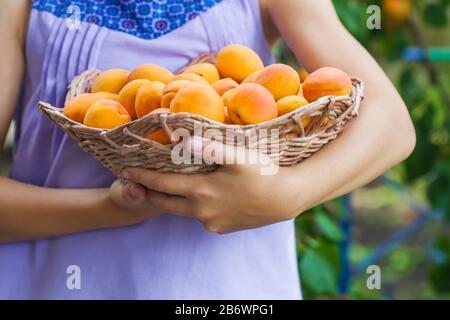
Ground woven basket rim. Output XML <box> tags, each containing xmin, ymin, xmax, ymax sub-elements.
<box><xmin>39</xmin><ymin>77</ymin><xmax>363</xmax><ymax>135</ymax></box>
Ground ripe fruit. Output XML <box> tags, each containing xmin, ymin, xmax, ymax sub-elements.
<box><xmin>135</xmin><ymin>81</ymin><xmax>165</xmax><ymax>118</ymax></box>
<box><xmin>91</xmin><ymin>69</ymin><xmax>130</xmax><ymax>94</ymax></box>
<box><xmin>255</xmin><ymin>64</ymin><xmax>300</xmax><ymax>101</ymax></box>
<box><xmin>382</xmin><ymin>0</ymin><xmax>412</xmax><ymax>26</ymax></box>
<box><xmin>226</xmin><ymin>83</ymin><xmax>278</xmax><ymax>125</ymax></box>
<box><xmin>145</xmin><ymin>108</ymin><xmax>171</xmax><ymax>145</ymax></box>
<box><xmin>211</xmin><ymin>78</ymin><xmax>239</xmax><ymax>96</ymax></box>
<box><xmin>302</xmin><ymin>67</ymin><xmax>352</xmax><ymax>102</ymax></box>
<box><xmin>216</xmin><ymin>44</ymin><xmax>264</xmax><ymax>83</ymax></box>
<box><xmin>221</xmin><ymin>89</ymin><xmax>235</xmax><ymax>107</ymax></box>
<box><xmin>183</xmin><ymin>63</ymin><xmax>220</xmax><ymax>84</ymax></box>
<box><xmin>277</xmin><ymin>95</ymin><xmax>309</xmax><ymax>116</ymax></box>
<box><xmin>63</xmin><ymin>92</ymin><xmax>118</xmax><ymax>123</ymax></box>
<box><xmin>170</xmin><ymin>84</ymin><xmax>225</xmax><ymax>123</ymax></box>
<box><xmin>276</xmin><ymin>95</ymin><xmax>311</xmax><ymax>128</ymax></box>
<box><xmin>170</xmin><ymin>72</ymin><xmax>209</xmax><ymax>84</ymax></box>
<box><xmin>128</xmin><ymin>64</ymin><xmax>174</xmax><ymax>84</ymax></box>
<box><xmin>161</xmin><ymin>80</ymin><xmax>195</xmax><ymax>109</ymax></box>
<box><xmin>83</xmin><ymin>99</ymin><xmax>131</xmax><ymax>129</ymax></box>
<box><xmin>241</xmin><ymin>70</ymin><xmax>261</xmax><ymax>84</ymax></box>
<box><xmin>118</xmin><ymin>79</ymin><xmax>152</xmax><ymax>119</ymax></box>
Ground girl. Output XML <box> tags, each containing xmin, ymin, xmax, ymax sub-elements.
<box><xmin>0</xmin><ymin>0</ymin><xmax>415</xmax><ymax>299</ymax></box>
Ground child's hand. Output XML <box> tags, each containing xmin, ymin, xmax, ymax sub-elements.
<box><xmin>107</xmin><ymin>180</ymin><xmax>162</xmax><ymax>226</ymax></box>
<box><xmin>122</xmin><ymin>138</ymin><xmax>303</xmax><ymax>233</ymax></box>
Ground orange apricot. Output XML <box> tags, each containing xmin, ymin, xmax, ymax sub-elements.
<box><xmin>277</xmin><ymin>95</ymin><xmax>311</xmax><ymax>128</ymax></box>
<box><xmin>226</xmin><ymin>83</ymin><xmax>278</xmax><ymax>125</ymax></box>
<box><xmin>221</xmin><ymin>88</ymin><xmax>236</xmax><ymax>107</ymax></box>
<box><xmin>91</xmin><ymin>69</ymin><xmax>130</xmax><ymax>94</ymax></box>
<box><xmin>382</xmin><ymin>0</ymin><xmax>412</xmax><ymax>25</ymax></box>
<box><xmin>302</xmin><ymin>67</ymin><xmax>352</xmax><ymax>103</ymax></box>
<box><xmin>63</xmin><ymin>92</ymin><xmax>118</xmax><ymax>123</ymax></box>
<box><xmin>183</xmin><ymin>63</ymin><xmax>220</xmax><ymax>84</ymax></box>
<box><xmin>255</xmin><ymin>64</ymin><xmax>300</xmax><ymax>101</ymax></box>
<box><xmin>241</xmin><ymin>70</ymin><xmax>261</xmax><ymax>84</ymax></box>
<box><xmin>211</xmin><ymin>78</ymin><xmax>239</xmax><ymax>96</ymax></box>
<box><xmin>83</xmin><ymin>99</ymin><xmax>131</xmax><ymax>129</ymax></box>
<box><xmin>161</xmin><ymin>80</ymin><xmax>196</xmax><ymax>109</ymax></box>
<box><xmin>128</xmin><ymin>64</ymin><xmax>174</xmax><ymax>84</ymax></box>
<box><xmin>118</xmin><ymin>79</ymin><xmax>152</xmax><ymax>119</ymax></box>
<box><xmin>216</xmin><ymin>44</ymin><xmax>264</xmax><ymax>83</ymax></box>
<box><xmin>170</xmin><ymin>84</ymin><xmax>225</xmax><ymax>123</ymax></box>
<box><xmin>144</xmin><ymin>108</ymin><xmax>171</xmax><ymax>144</ymax></box>
<box><xmin>170</xmin><ymin>73</ymin><xmax>209</xmax><ymax>84</ymax></box>
<box><xmin>161</xmin><ymin>92</ymin><xmax>176</xmax><ymax>109</ymax></box>
<box><xmin>135</xmin><ymin>81</ymin><xmax>165</xmax><ymax>118</ymax></box>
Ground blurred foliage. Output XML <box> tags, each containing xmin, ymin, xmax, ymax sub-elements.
<box><xmin>275</xmin><ymin>0</ymin><xmax>450</xmax><ymax>299</ymax></box>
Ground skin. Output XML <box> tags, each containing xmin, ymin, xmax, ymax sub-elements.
<box><xmin>0</xmin><ymin>0</ymin><xmax>415</xmax><ymax>242</ymax></box>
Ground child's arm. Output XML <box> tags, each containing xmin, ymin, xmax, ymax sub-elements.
<box><xmin>122</xmin><ymin>0</ymin><xmax>416</xmax><ymax>233</ymax></box>
<box><xmin>0</xmin><ymin>1</ymin><xmax>157</xmax><ymax>244</ymax></box>
<box><xmin>0</xmin><ymin>177</ymin><xmax>159</xmax><ymax>243</ymax></box>
<box><xmin>266</xmin><ymin>0</ymin><xmax>416</xmax><ymax>204</ymax></box>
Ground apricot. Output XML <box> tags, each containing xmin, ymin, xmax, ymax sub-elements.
<box><xmin>255</xmin><ymin>64</ymin><xmax>300</xmax><ymax>101</ymax></box>
<box><xmin>276</xmin><ymin>95</ymin><xmax>311</xmax><ymax>128</ymax></box>
<box><xmin>161</xmin><ymin>80</ymin><xmax>195</xmax><ymax>109</ymax></box>
<box><xmin>145</xmin><ymin>108</ymin><xmax>171</xmax><ymax>145</ymax></box>
<box><xmin>382</xmin><ymin>0</ymin><xmax>412</xmax><ymax>25</ymax></box>
<box><xmin>211</xmin><ymin>78</ymin><xmax>239</xmax><ymax>96</ymax></box>
<box><xmin>161</xmin><ymin>93</ymin><xmax>176</xmax><ymax>109</ymax></box>
<box><xmin>226</xmin><ymin>83</ymin><xmax>278</xmax><ymax>125</ymax></box>
<box><xmin>63</xmin><ymin>92</ymin><xmax>118</xmax><ymax>123</ymax></box>
<box><xmin>216</xmin><ymin>44</ymin><xmax>264</xmax><ymax>83</ymax></box>
<box><xmin>241</xmin><ymin>70</ymin><xmax>261</xmax><ymax>84</ymax></box>
<box><xmin>170</xmin><ymin>73</ymin><xmax>209</xmax><ymax>85</ymax></box>
<box><xmin>170</xmin><ymin>84</ymin><xmax>225</xmax><ymax>123</ymax></box>
<box><xmin>302</xmin><ymin>67</ymin><xmax>352</xmax><ymax>103</ymax></box>
<box><xmin>221</xmin><ymin>88</ymin><xmax>236</xmax><ymax>107</ymax></box>
<box><xmin>135</xmin><ymin>81</ymin><xmax>165</xmax><ymax>118</ymax></box>
<box><xmin>83</xmin><ymin>99</ymin><xmax>131</xmax><ymax>129</ymax></box>
<box><xmin>91</xmin><ymin>69</ymin><xmax>130</xmax><ymax>94</ymax></box>
<box><xmin>118</xmin><ymin>79</ymin><xmax>152</xmax><ymax>119</ymax></box>
<box><xmin>128</xmin><ymin>64</ymin><xmax>174</xmax><ymax>84</ymax></box>
<box><xmin>223</xmin><ymin>107</ymin><xmax>233</xmax><ymax>125</ymax></box>
<box><xmin>183</xmin><ymin>63</ymin><xmax>220</xmax><ymax>84</ymax></box>
<box><xmin>163</xmin><ymin>80</ymin><xmax>195</xmax><ymax>94</ymax></box>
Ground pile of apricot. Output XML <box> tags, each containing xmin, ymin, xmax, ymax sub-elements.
<box><xmin>64</xmin><ymin>44</ymin><xmax>353</xmax><ymax>145</ymax></box>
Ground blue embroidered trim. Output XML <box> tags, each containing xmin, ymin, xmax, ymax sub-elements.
<box><xmin>32</xmin><ymin>0</ymin><xmax>223</xmax><ymax>40</ymax></box>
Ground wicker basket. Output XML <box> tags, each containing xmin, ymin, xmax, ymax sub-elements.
<box><xmin>38</xmin><ymin>53</ymin><xmax>364</xmax><ymax>175</ymax></box>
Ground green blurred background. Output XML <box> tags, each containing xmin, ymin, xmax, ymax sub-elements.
<box><xmin>1</xmin><ymin>0</ymin><xmax>449</xmax><ymax>300</ymax></box>
<box><xmin>274</xmin><ymin>0</ymin><xmax>450</xmax><ymax>300</ymax></box>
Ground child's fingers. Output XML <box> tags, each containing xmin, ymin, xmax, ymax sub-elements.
<box><xmin>146</xmin><ymin>189</ymin><xmax>194</xmax><ymax>216</ymax></box>
<box><xmin>110</xmin><ymin>180</ymin><xmax>147</xmax><ymax>208</ymax></box>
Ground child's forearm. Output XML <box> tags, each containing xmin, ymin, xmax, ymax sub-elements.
<box><xmin>0</xmin><ymin>176</ymin><xmax>122</xmax><ymax>243</ymax></box>
<box><xmin>267</xmin><ymin>0</ymin><xmax>416</xmax><ymax>213</ymax></box>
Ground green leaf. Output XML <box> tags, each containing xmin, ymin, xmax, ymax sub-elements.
<box><xmin>300</xmin><ymin>250</ymin><xmax>337</xmax><ymax>295</ymax></box>
<box><xmin>314</xmin><ymin>211</ymin><xmax>344</xmax><ymax>242</ymax></box>
<box><xmin>423</xmin><ymin>3</ymin><xmax>448</xmax><ymax>27</ymax></box>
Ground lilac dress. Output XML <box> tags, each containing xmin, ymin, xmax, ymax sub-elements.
<box><xmin>0</xmin><ymin>0</ymin><xmax>301</xmax><ymax>299</ymax></box>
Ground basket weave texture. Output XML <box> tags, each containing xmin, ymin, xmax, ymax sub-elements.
<box><xmin>38</xmin><ymin>53</ymin><xmax>364</xmax><ymax>175</ymax></box>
